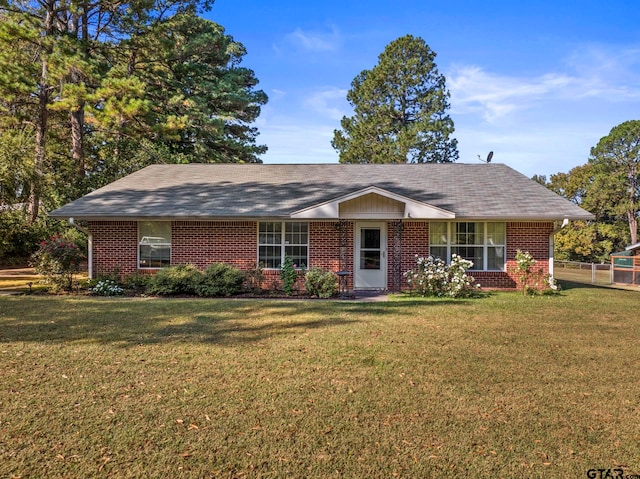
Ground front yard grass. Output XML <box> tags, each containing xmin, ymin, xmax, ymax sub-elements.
<box><xmin>1</xmin><ymin>284</ymin><xmax>639</xmax><ymax>478</ymax></box>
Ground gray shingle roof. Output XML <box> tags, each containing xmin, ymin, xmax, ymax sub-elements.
<box><xmin>49</xmin><ymin>163</ymin><xmax>594</xmax><ymax>220</ymax></box>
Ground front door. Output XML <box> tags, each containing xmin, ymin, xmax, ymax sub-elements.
<box><xmin>354</xmin><ymin>222</ymin><xmax>387</xmax><ymax>289</ymax></box>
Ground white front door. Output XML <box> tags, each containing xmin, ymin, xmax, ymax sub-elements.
<box><xmin>354</xmin><ymin>222</ymin><xmax>387</xmax><ymax>290</ymax></box>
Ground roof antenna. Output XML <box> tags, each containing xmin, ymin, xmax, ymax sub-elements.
<box><xmin>477</xmin><ymin>151</ymin><xmax>493</xmax><ymax>163</ymax></box>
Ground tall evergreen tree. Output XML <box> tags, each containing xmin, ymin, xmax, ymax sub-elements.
<box><xmin>332</xmin><ymin>35</ymin><xmax>458</xmax><ymax>164</ymax></box>
<box><xmin>0</xmin><ymin>0</ymin><xmax>267</xmax><ymax>221</ymax></box>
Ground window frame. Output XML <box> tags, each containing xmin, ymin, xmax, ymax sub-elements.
<box><xmin>138</xmin><ymin>221</ymin><xmax>172</xmax><ymax>269</ymax></box>
<box><xmin>257</xmin><ymin>221</ymin><xmax>309</xmax><ymax>269</ymax></box>
<box><xmin>429</xmin><ymin>222</ymin><xmax>506</xmax><ymax>271</ymax></box>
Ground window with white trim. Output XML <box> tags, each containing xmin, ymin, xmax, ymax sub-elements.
<box><xmin>258</xmin><ymin>222</ymin><xmax>308</xmax><ymax>268</ymax></box>
<box><xmin>430</xmin><ymin>222</ymin><xmax>505</xmax><ymax>271</ymax></box>
<box><xmin>139</xmin><ymin>221</ymin><xmax>171</xmax><ymax>268</ymax></box>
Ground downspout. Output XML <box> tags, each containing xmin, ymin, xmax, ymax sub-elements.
<box><xmin>549</xmin><ymin>218</ymin><xmax>569</xmax><ymax>281</ymax></box>
<box><xmin>69</xmin><ymin>217</ymin><xmax>92</xmax><ymax>280</ymax></box>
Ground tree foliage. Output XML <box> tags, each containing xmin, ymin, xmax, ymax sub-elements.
<box><xmin>0</xmin><ymin>0</ymin><xmax>267</xmax><ymax>220</ymax></box>
<box><xmin>587</xmin><ymin>120</ymin><xmax>640</xmax><ymax>245</ymax></box>
<box><xmin>332</xmin><ymin>35</ymin><xmax>458</xmax><ymax>164</ymax></box>
<box><xmin>84</xmin><ymin>10</ymin><xmax>267</xmax><ymax>189</ymax></box>
<box><xmin>0</xmin><ymin>0</ymin><xmax>267</xmax><ymax>262</ymax></box>
<box><xmin>538</xmin><ymin>120</ymin><xmax>640</xmax><ymax>262</ymax></box>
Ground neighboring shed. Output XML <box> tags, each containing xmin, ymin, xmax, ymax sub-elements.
<box><xmin>611</xmin><ymin>242</ymin><xmax>640</xmax><ymax>286</ymax></box>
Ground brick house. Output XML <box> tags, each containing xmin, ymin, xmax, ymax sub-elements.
<box><xmin>50</xmin><ymin>163</ymin><xmax>593</xmax><ymax>290</ymax></box>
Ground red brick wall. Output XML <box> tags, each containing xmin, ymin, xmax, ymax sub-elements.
<box><xmin>397</xmin><ymin>221</ymin><xmax>429</xmax><ymax>281</ymax></box>
<box><xmin>88</xmin><ymin>219</ymin><xmax>554</xmax><ymax>290</ymax></box>
<box><xmin>89</xmin><ymin>221</ymin><xmax>138</xmax><ymax>276</ymax></box>
<box><xmin>473</xmin><ymin>221</ymin><xmax>553</xmax><ymax>289</ymax></box>
<box><xmin>308</xmin><ymin>221</ymin><xmax>354</xmax><ymax>290</ymax></box>
<box><xmin>394</xmin><ymin>221</ymin><xmax>553</xmax><ymax>290</ymax></box>
<box><xmin>172</xmin><ymin>221</ymin><xmax>256</xmax><ymax>269</ymax></box>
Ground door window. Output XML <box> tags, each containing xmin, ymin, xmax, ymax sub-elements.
<box><xmin>360</xmin><ymin>228</ymin><xmax>381</xmax><ymax>270</ymax></box>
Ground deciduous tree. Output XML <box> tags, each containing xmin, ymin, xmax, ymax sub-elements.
<box><xmin>536</xmin><ymin>120</ymin><xmax>640</xmax><ymax>262</ymax></box>
<box><xmin>587</xmin><ymin>120</ymin><xmax>640</xmax><ymax>245</ymax></box>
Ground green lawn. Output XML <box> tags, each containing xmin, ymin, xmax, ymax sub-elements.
<box><xmin>1</xmin><ymin>284</ymin><xmax>639</xmax><ymax>478</ymax></box>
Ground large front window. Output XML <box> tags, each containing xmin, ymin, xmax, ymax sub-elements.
<box><xmin>139</xmin><ymin>221</ymin><xmax>171</xmax><ymax>268</ymax></box>
<box><xmin>430</xmin><ymin>222</ymin><xmax>505</xmax><ymax>271</ymax></box>
<box><xmin>258</xmin><ymin>222</ymin><xmax>308</xmax><ymax>268</ymax></box>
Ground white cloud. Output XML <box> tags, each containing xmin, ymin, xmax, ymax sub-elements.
<box><xmin>448</xmin><ymin>45</ymin><xmax>640</xmax><ymax>123</ymax></box>
<box><xmin>280</xmin><ymin>25</ymin><xmax>341</xmax><ymax>53</ymax></box>
<box><xmin>445</xmin><ymin>44</ymin><xmax>640</xmax><ymax>176</ymax></box>
<box><xmin>271</xmin><ymin>88</ymin><xmax>287</xmax><ymax>98</ymax></box>
<box><xmin>448</xmin><ymin>66</ymin><xmax>577</xmax><ymax>122</ymax></box>
<box><xmin>303</xmin><ymin>87</ymin><xmax>349</xmax><ymax>121</ymax></box>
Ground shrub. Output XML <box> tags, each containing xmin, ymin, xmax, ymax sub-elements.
<box><xmin>92</xmin><ymin>270</ymin><xmax>121</xmax><ymax>284</ymax></box>
<box><xmin>279</xmin><ymin>256</ymin><xmax>303</xmax><ymax>295</ymax></box>
<box><xmin>146</xmin><ymin>264</ymin><xmax>202</xmax><ymax>296</ymax></box>
<box><xmin>0</xmin><ymin>210</ymin><xmax>52</xmax><ymax>264</ymax></box>
<box><xmin>30</xmin><ymin>234</ymin><xmax>85</xmax><ymax>291</ymax></box>
<box><xmin>0</xmin><ymin>210</ymin><xmax>86</xmax><ymax>266</ymax></box>
<box><xmin>123</xmin><ymin>272</ymin><xmax>150</xmax><ymax>294</ymax></box>
<box><xmin>195</xmin><ymin>263</ymin><xmax>245</xmax><ymax>297</ymax></box>
<box><xmin>404</xmin><ymin>254</ymin><xmax>478</xmax><ymax>298</ymax></box>
<box><xmin>91</xmin><ymin>279</ymin><xmax>124</xmax><ymax>296</ymax></box>
<box><xmin>513</xmin><ymin>250</ymin><xmax>559</xmax><ymax>295</ymax></box>
<box><xmin>244</xmin><ymin>263</ymin><xmax>265</xmax><ymax>293</ymax></box>
<box><xmin>304</xmin><ymin>267</ymin><xmax>338</xmax><ymax>298</ymax></box>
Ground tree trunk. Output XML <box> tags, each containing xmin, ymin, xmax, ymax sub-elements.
<box><xmin>28</xmin><ymin>5</ymin><xmax>53</xmax><ymax>223</ymax></box>
<box><xmin>70</xmin><ymin>99</ymin><xmax>85</xmax><ymax>180</ymax></box>
<box><xmin>69</xmin><ymin>8</ymin><xmax>87</xmax><ymax>182</ymax></box>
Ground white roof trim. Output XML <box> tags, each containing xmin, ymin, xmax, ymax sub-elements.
<box><xmin>290</xmin><ymin>186</ymin><xmax>455</xmax><ymax>219</ymax></box>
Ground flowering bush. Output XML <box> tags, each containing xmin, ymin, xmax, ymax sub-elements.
<box><xmin>92</xmin><ymin>279</ymin><xmax>124</xmax><ymax>296</ymax></box>
<box><xmin>404</xmin><ymin>254</ymin><xmax>479</xmax><ymax>298</ymax></box>
<box><xmin>31</xmin><ymin>235</ymin><xmax>84</xmax><ymax>291</ymax></box>
<box><xmin>304</xmin><ymin>267</ymin><xmax>338</xmax><ymax>298</ymax></box>
<box><xmin>514</xmin><ymin>250</ymin><xmax>558</xmax><ymax>295</ymax></box>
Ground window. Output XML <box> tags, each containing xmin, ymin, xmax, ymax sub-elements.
<box><xmin>258</xmin><ymin>222</ymin><xmax>308</xmax><ymax>268</ymax></box>
<box><xmin>429</xmin><ymin>222</ymin><xmax>505</xmax><ymax>271</ymax></box>
<box><xmin>139</xmin><ymin>221</ymin><xmax>171</xmax><ymax>268</ymax></box>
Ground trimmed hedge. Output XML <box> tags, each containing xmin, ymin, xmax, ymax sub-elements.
<box><xmin>195</xmin><ymin>263</ymin><xmax>245</xmax><ymax>297</ymax></box>
<box><xmin>145</xmin><ymin>263</ymin><xmax>245</xmax><ymax>297</ymax></box>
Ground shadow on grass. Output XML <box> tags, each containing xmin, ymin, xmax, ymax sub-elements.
<box><xmin>1</xmin><ymin>294</ymin><xmax>480</xmax><ymax>347</ymax></box>
<box><xmin>0</xmin><ymin>297</ymin><xmax>371</xmax><ymax>346</ymax></box>
<box><xmin>0</xmin><ymin>292</ymin><xmax>494</xmax><ymax>346</ymax></box>
<box><xmin>557</xmin><ymin>279</ymin><xmax>617</xmax><ymax>291</ymax></box>
<box><xmin>388</xmin><ymin>290</ymin><xmax>494</xmax><ymax>304</ymax></box>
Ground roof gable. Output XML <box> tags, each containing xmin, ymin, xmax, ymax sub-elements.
<box><xmin>290</xmin><ymin>186</ymin><xmax>455</xmax><ymax>219</ymax></box>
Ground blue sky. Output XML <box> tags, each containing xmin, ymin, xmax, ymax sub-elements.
<box><xmin>208</xmin><ymin>0</ymin><xmax>640</xmax><ymax>178</ymax></box>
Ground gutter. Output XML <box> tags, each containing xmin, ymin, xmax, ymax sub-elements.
<box><xmin>549</xmin><ymin>218</ymin><xmax>570</xmax><ymax>280</ymax></box>
<box><xmin>69</xmin><ymin>218</ymin><xmax>93</xmax><ymax>280</ymax></box>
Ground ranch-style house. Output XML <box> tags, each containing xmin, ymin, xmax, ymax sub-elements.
<box><xmin>50</xmin><ymin>163</ymin><xmax>594</xmax><ymax>291</ymax></box>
